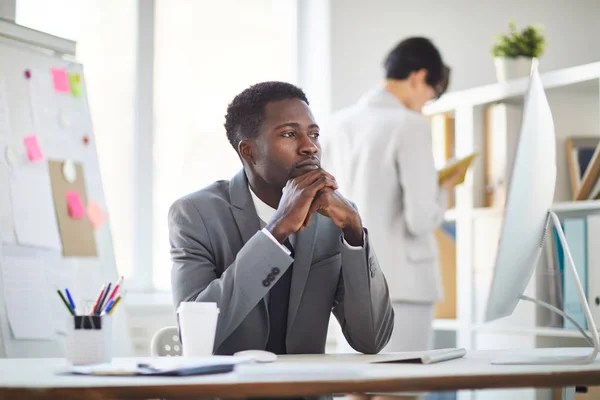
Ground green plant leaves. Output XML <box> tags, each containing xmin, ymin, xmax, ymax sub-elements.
<box><xmin>491</xmin><ymin>21</ymin><xmax>546</xmax><ymax>58</ymax></box>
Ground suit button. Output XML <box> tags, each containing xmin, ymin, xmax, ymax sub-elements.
<box><xmin>267</xmin><ymin>273</ymin><xmax>275</xmax><ymax>282</ymax></box>
<box><xmin>262</xmin><ymin>279</ymin><xmax>270</xmax><ymax>287</ymax></box>
<box><xmin>272</xmin><ymin>267</ymin><xmax>280</xmax><ymax>275</ymax></box>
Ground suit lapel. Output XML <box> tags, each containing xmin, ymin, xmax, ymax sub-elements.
<box><xmin>287</xmin><ymin>215</ymin><xmax>319</xmax><ymax>332</ymax></box>
<box><xmin>229</xmin><ymin>170</ymin><xmax>261</xmax><ymax>244</ymax></box>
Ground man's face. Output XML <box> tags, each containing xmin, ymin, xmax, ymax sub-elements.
<box><xmin>251</xmin><ymin>98</ymin><xmax>321</xmax><ymax>188</ymax></box>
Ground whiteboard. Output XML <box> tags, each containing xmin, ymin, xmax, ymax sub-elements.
<box><xmin>0</xmin><ymin>32</ymin><xmax>132</xmax><ymax>357</ymax></box>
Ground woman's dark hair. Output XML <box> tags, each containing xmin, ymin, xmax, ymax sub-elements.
<box><xmin>384</xmin><ymin>37</ymin><xmax>450</xmax><ymax>99</ymax></box>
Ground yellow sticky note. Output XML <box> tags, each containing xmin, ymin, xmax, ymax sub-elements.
<box><xmin>87</xmin><ymin>200</ymin><xmax>106</xmax><ymax>229</ymax></box>
<box><xmin>68</xmin><ymin>72</ymin><xmax>82</xmax><ymax>98</ymax></box>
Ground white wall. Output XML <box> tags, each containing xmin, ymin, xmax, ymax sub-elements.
<box><xmin>329</xmin><ymin>0</ymin><xmax>600</xmax><ymax>111</ymax></box>
<box><xmin>297</xmin><ymin>0</ymin><xmax>331</xmax><ymax>123</ymax></box>
<box><xmin>0</xmin><ymin>0</ymin><xmax>16</xmax><ymax>20</ymax></box>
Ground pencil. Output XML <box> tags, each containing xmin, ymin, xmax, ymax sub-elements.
<box><xmin>107</xmin><ymin>276</ymin><xmax>123</xmax><ymax>303</ymax></box>
<box><xmin>107</xmin><ymin>296</ymin><xmax>122</xmax><ymax>315</ymax></box>
<box><xmin>57</xmin><ymin>290</ymin><xmax>75</xmax><ymax>316</ymax></box>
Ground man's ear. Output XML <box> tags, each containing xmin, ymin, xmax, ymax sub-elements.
<box><xmin>238</xmin><ymin>140</ymin><xmax>255</xmax><ymax>164</ymax></box>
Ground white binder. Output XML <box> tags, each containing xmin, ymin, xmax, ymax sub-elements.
<box><xmin>587</xmin><ymin>214</ymin><xmax>600</xmax><ymax>326</ymax></box>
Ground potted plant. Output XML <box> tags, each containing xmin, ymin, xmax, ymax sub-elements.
<box><xmin>491</xmin><ymin>21</ymin><xmax>546</xmax><ymax>82</ymax></box>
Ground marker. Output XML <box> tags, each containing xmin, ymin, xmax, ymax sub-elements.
<box><xmin>64</xmin><ymin>288</ymin><xmax>76</xmax><ymax>314</ymax></box>
<box><xmin>91</xmin><ymin>284</ymin><xmax>106</xmax><ymax>315</ymax></box>
<box><xmin>96</xmin><ymin>282</ymin><xmax>111</xmax><ymax>315</ymax></box>
<box><xmin>57</xmin><ymin>290</ymin><xmax>75</xmax><ymax>316</ymax></box>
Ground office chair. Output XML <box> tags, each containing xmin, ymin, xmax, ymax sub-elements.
<box><xmin>150</xmin><ymin>326</ymin><xmax>182</xmax><ymax>357</ymax></box>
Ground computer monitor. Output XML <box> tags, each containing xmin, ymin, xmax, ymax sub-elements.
<box><xmin>483</xmin><ymin>68</ymin><xmax>599</xmax><ymax>364</ymax></box>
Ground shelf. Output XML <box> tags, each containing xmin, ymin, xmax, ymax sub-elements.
<box><xmin>443</xmin><ymin>201</ymin><xmax>600</xmax><ymax>223</ymax></box>
<box><xmin>443</xmin><ymin>209</ymin><xmax>457</xmax><ymax>221</ymax></box>
<box><xmin>433</xmin><ymin>318</ymin><xmax>462</xmax><ymax>331</ymax></box>
<box><xmin>472</xmin><ymin>324</ymin><xmax>595</xmax><ymax>339</ymax></box>
<box><xmin>423</xmin><ymin>61</ymin><xmax>600</xmax><ymax>115</ymax></box>
<box><xmin>551</xmin><ymin>200</ymin><xmax>600</xmax><ymax>218</ymax></box>
<box><xmin>433</xmin><ymin>318</ymin><xmax>597</xmax><ymax>339</ymax></box>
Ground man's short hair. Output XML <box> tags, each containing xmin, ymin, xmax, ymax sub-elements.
<box><xmin>224</xmin><ymin>81</ymin><xmax>309</xmax><ymax>152</ymax></box>
<box><xmin>383</xmin><ymin>37</ymin><xmax>450</xmax><ymax>97</ymax></box>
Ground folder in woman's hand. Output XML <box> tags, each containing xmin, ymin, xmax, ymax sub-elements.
<box><xmin>438</xmin><ymin>153</ymin><xmax>478</xmax><ymax>185</ymax></box>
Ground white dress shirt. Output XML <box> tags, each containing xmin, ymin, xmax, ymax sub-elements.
<box><xmin>248</xmin><ymin>186</ymin><xmax>363</xmax><ymax>254</ymax></box>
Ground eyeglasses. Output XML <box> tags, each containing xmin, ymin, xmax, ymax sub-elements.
<box><xmin>430</xmin><ymin>65</ymin><xmax>451</xmax><ymax>101</ymax></box>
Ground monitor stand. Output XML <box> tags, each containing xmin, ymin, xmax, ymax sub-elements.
<box><xmin>491</xmin><ymin>211</ymin><xmax>599</xmax><ymax>365</ymax></box>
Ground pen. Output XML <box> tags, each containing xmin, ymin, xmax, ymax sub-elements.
<box><xmin>101</xmin><ymin>298</ymin><xmax>115</xmax><ymax>315</ymax></box>
<box><xmin>91</xmin><ymin>283</ymin><xmax>106</xmax><ymax>315</ymax></box>
<box><xmin>57</xmin><ymin>290</ymin><xmax>75</xmax><ymax>316</ymax></box>
<box><xmin>65</xmin><ymin>288</ymin><xmax>76</xmax><ymax>314</ymax></box>
<box><xmin>96</xmin><ymin>282</ymin><xmax>111</xmax><ymax>315</ymax></box>
<box><xmin>107</xmin><ymin>276</ymin><xmax>123</xmax><ymax>303</ymax></box>
<box><xmin>107</xmin><ymin>296</ymin><xmax>122</xmax><ymax>315</ymax></box>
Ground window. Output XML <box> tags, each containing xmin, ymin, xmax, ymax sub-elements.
<box><xmin>16</xmin><ymin>0</ymin><xmax>138</xmax><ymax>280</ymax></box>
<box><xmin>152</xmin><ymin>0</ymin><xmax>297</xmax><ymax>290</ymax></box>
<box><xmin>16</xmin><ymin>0</ymin><xmax>297</xmax><ymax>291</ymax></box>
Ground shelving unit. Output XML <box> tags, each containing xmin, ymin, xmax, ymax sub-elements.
<box><xmin>423</xmin><ymin>62</ymin><xmax>600</xmax><ymax>400</ymax></box>
<box><xmin>471</xmin><ymin>324</ymin><xmax>593</xmax><ymax>339</ymax></box>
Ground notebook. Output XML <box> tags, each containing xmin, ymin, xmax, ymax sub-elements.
<box><xmin>438</xmin><ymin>153</ymin><xmax>478</xmax><ymax>185</ymax></box>
<box><xmin>60</xmin><ymin>356</ymin><xmax>252</xmax><ymax>376</ymax></box>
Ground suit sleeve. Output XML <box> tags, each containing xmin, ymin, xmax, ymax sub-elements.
<box><xmin>332</xmin><ymin>228</ymin><xmax>394</xmax><ymax>354</ymax></box>
<box><xmin>396</xmin><ymin>117</ymin><xmax>448</xmax><ymax>237</ymax></box>
<box><xmin>169</xmin><ymin>198</ymin><xmax>293</xmax><ymax>350</ymax></box>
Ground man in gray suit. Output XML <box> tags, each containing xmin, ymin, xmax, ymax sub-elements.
<box><xmin>169</xmin><ymin>81</ymin><xmax>393</xmax><ymax>357</ymax></box>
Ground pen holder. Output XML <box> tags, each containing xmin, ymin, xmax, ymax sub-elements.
<box><xmin>65</xmin><ymin>315</ymin><xmax>112</xmax><ymax>365</ymax></box>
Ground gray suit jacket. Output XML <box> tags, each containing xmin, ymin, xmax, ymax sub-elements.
<box><xmin>169</xmin><ymin>170</ymin><xmax>394</xmax><ymax>355</ymax></box>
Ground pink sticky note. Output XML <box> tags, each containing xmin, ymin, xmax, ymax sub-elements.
<box><xmin>66</xmin><ymin>192</ymin><xmax>85</xmax><ymax>219</ymax></box>
<box><xmin>87</xmin><ymin>200</ymin><xmax>106</xmax><ymax>229</ymax></box>
<box><xmin>51</xmin><ymin>68</ymin><xmax>70</xmax><ymax>93</ymax></box>
<box><xmin>23</xmin><ymin>135</ymin><xmax>44</xmax><ymax>162</ymax></box>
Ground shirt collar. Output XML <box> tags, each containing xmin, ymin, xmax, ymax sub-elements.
<box><xmin>248</xmin><ymin>185</ymin><xmax>277</xmax><ymax>226</ymax></box>
<box><xmin>358</xmin><ymin>87</ymin><xmax>402</xmax><ymax>107</ymax></box>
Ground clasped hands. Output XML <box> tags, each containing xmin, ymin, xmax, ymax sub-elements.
<box><xmin>265</xmin><ymin>169</ymin><xmax>364</xmax><ymax>247</ymax></box>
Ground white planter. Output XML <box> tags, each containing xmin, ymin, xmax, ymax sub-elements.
<box><xmin>494</xmin><ymin>57</ymin><xmax>538</xmax><ymax>82</ymax></box>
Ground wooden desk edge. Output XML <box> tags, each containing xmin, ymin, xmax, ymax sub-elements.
<box><xmin>2</xmin><ymin>370</ymin><xmax>600</xmax><ymax>400</ymax></box>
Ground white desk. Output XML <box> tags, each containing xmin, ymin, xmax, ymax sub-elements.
<box><xmin>0</xmin><ymin>348</ymin><xmax>599</xmax><ymax>399</ymax></box>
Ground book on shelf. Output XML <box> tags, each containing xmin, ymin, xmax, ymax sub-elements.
<box><xmin>574</xmin><ymin>139</ymin><xmax>600</xmax><ymax>201</ymax></box>
<box><xmin>434</xmin><ymin>221</ymin><xmax>457</xmax><ymax>319</ymax></box>
<box><xmin>565</xmin><ymin>136</ymin><xmax>599</xmax><ymax>199</ymax></box>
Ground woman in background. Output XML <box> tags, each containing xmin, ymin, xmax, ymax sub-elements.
<box><xmin>322</xmin><ymin>37</ymin><xmax>464</xmax><ymax>360</ymax></box>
